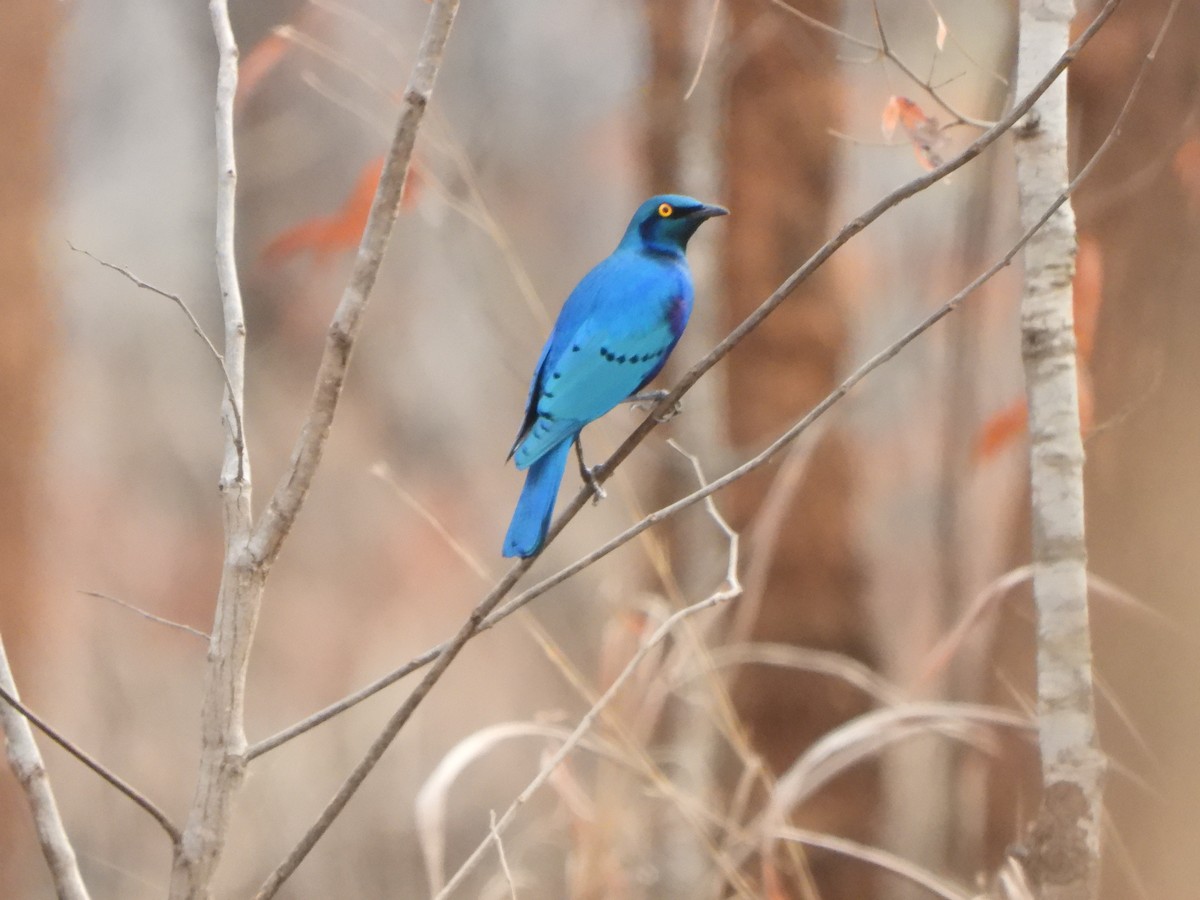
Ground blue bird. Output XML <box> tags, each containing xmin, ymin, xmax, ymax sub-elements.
<box><xmin>503</xmin><ymin>194</ymin><xmax>728</xmax><ymax>558</ymax></box>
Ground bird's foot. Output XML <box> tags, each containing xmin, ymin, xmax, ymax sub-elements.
<box><xmin>580</xmin><ymin>464</ymin><xmax>607</xmax><ymax>504</ymax></box>
<box><xmin>573</xmin><ymin>437</ymin><xmax>607</xmax><ymax>505</ymax></box>
<box><xmin>629</xmin><ymin>390</ymin><xmax>683</xmax><ymax>423</ymax></box>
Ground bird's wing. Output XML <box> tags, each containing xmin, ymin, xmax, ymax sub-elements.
<box><xmin>511</xmin><ymin>254</ymin><xmax>691</xmax><ymax>469</ymax></box>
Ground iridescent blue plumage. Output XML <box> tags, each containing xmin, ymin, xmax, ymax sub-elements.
<box><xmin>503</xmin><ymin>194</ymin><xmax>727</xmax><ymax>558</ymax></box>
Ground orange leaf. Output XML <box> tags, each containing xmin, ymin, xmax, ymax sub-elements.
<box><xmin>236</xmin><ymin>31</ymin><xmax>292</xmax><ymax>114</ymax></box>
<box><xmin>1073</xmin><ymin>234</ymin><xmax>1103</xmax><ymax>363</ymax></box>
<box><xmin>974</xmin><ymin>236</ymin><xmax>1103</xmax><ymax>463</ymax></box>
<box><xmin>1078</xmin><ymin>367</ymin><xmax>1095</xmax><ymax>437</ymax></box>
<box><xmin>881</xmin><ymin>96</ymin><xmax>944</xmax><ymax>170</ymax></box>
<box><xmin>974</xmin><ymin>398</ymin><xmax>1029</xmax><ymax>462</ymax></box>
<box><xmin>974</xmin><ymin>372</ymin><xmax>1095</xmax><ymax>463</ymax></box>
<box><xmin>260</xmin><ymin>217</ymin><xmax>338</xmax><ymax>268</ymax></box>
<box><xmin>261</xmin><ymin>157</ymin><xmax>423</xmax><ymax>267</ymax></box>
<box><xmin>1173</xmin><ymin>136</ymin><xmax>1200</xmax><ymax>208</ymax></box>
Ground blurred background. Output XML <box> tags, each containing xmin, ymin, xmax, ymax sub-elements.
<box><xmin>2</xmin><ymin>0</ymin><xmax>1198</xmax><ymax>897</ymax></box>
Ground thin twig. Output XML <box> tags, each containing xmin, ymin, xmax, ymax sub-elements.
<box><xmin>309</xmin><ymin>0</ymin><xmax>406</xmax><ymax>63</ymax></box>
<box><xmin>489</xmin><ymin>810</ymin><xmax>518</xmax><ymax>900</ymax></box>
<box><xmin>0</xmin><ymin>636</ymin><xmax>93</xmax><ymax>899</ymax></box>
<box><xmin>0</xmin><ymin>648</ymin><xmax>180</xmax><ymax>844</ymax></box>
<box><xmin>683</xmin><ymin>0</ymin><xmax>722</xmax><ymax>102</ymax></box>
<box><xmin>768</xmin><ymin>0</ymin><xmax>994</xmax><ymax>128</ymax></box>
<box><xmin>869</xmin><ymin>0</ymin><xmax>994</xmax><ymax>129</ymax></box>
<box><xmin>275</xmin><ymin>24</ymin><xmax>396</xmax><ymax>102</ymax></box>
<box><xmin>79</xmin><ymin>590</ymin><xmax>209</xmax><ymax>641</ymax></box>
<box><xmin>243</xmin><ymin>0</ymin><xmax>1122</xmax><ymax>763</ymax></box>
<box><xmin>66</xmin><ymin>242</ymin><xmax>246</xmax><ymax>463</ymax></box>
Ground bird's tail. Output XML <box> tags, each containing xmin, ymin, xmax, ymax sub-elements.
<box><xmin>503</xmin><ymin>438</ymin><xmax>572</xmax><ymax>558</ymax></box>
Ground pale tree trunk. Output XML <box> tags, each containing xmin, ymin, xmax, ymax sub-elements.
<box><xmin>1014</xmin><ymin>1</ymin><xmax>1104</xmax><ymax>897</ymax></box>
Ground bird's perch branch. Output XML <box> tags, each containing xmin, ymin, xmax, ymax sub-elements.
<box><xmin>0</xmin><ymin>636</ymin><xmax>91</xmax><ymax>900</ymax></box>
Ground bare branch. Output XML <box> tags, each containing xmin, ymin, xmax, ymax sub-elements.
<box><xmin>0</xmin><ymin>636</ymin><xmax>92</xmax><ymax>899</ymax></box>
<box><xmin>78</xmin><ymin>590</ymin><xmax>209</xmax><ymax>641</ymax></box>
<box><xmin>489</xmin><ymin>810</ymin><xmax>518</xmax><ymax>900</ymax></box>
<box><xmin>868</xmin><ymin>0</ymin><xmax>994</xmax><ymax>129</ymax></box>
<box><xmin>0</xmin><ymin>639</ymin><xmax>180</xmax><ymax>844</ymax></box>
<box><xmin>768</xmin><ymin>0</ymin><xmax>995</xmax><ymax>128</ymax></box>
<box><xmin>169</xmin><ymin>1</ymin><xmax>257</xmax><ymax>896</ymax></box>
<box><xmin>211</xmin><ymin>0</ymin><xmax>250</xmax><ymax>491</ymax></box>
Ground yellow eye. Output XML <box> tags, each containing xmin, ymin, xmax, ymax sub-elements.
<box><xmin>657</xmin><ymin>202</ymin><xmax>673</xmax><ymax>218</ymax></box>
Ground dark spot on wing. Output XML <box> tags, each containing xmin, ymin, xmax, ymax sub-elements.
<box><xmin>597</xmin><ymin>346</ymin><xmax>667</xmax><ymax>365</ymax></box>
<box><xmin>667</xmin><ymin>295</ymin><xmax>688</xmax><ymax>338</ymax></box>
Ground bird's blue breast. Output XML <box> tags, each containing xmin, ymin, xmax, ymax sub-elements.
<box><xmin>509</xmin><ymin>248</ymin><xmax>694</xmax><ymax>469</ymax></box>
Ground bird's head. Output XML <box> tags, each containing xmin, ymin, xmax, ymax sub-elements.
<box><xmin>620</xmin><ymin>194</ymin><xmax>728</xmax><ymax>256</ymax></box>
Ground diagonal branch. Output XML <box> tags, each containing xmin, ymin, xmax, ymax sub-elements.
<box><xmin>0</xmin><ymin>637</ymin><xmax>180</xmax><ymax>844</ymax></box>
<box><xmin>0</xmin><ymin>637</ymin><xmax>92</xmax><ymax>900</ymax></box>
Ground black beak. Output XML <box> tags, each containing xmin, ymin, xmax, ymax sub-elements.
<box><xmin>690</xmin><ymin>203</ymin><xmax>729</xmax><ymax>219</ymax></box>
